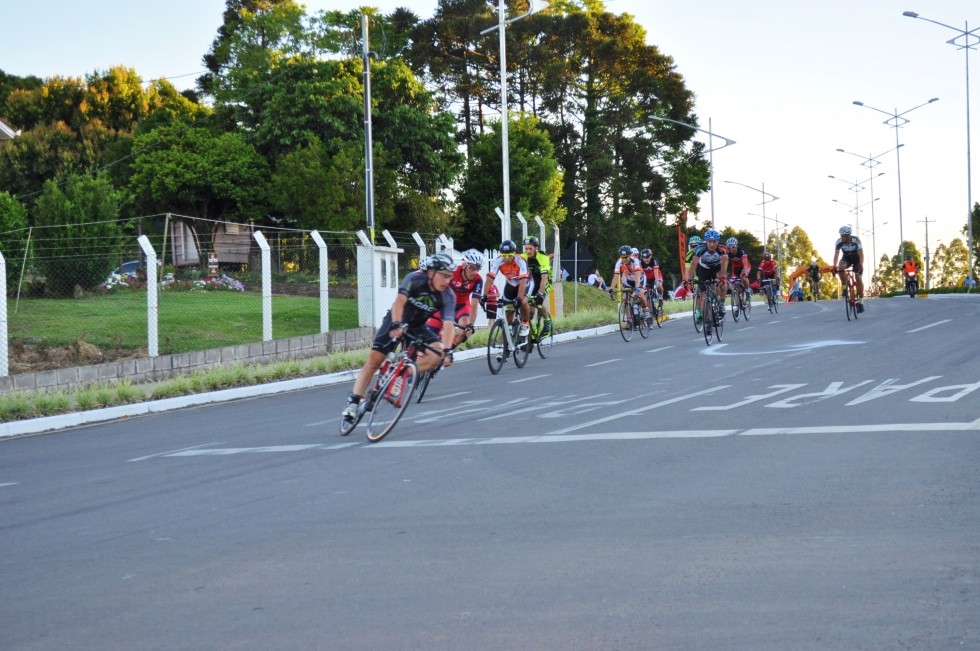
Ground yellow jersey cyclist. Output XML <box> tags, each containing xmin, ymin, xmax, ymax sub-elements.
<box><xmin>684</xmin><ymin>235</ymin><xmax>703</xmax><ymax>266</ymax></box>
<box><xmin>481</xmin><ymin>239</ymin><xmax>531</xmax><ymax>336</ymax></box>
<box><xmin>521</xmin><ymin>236</ymin><xmax>553</xmax><ymax>336</ymax></box>
<box><xmin>611</xmin><ymin>244</ymin><xmax>650</xmax><ymax>318</ymax></box>
<box><xmin>685</xmin><ymin>229</ymin><xmax>729</xmax><ymax>320</ymax></box>
<box><xmin>832</xmin><ymin>225</ymin><xmax>865</xmax><ymax>313</ymax></box>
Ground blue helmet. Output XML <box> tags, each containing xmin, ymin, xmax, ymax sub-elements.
<box><xmin>704</xmin><ymin>229</ymin><xmax>721</xmax><ymax>242</ymax></box>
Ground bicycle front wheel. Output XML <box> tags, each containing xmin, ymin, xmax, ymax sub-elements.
<box><xmin>636</xmin><ymin>300</ymin><xmax>651</xmax><ymax>339</ymax></box>
<box><xmin>619</xmin><ymin>301</ymin><xmax>634</xmax><ymax>341</ymax></box>
<box><xmin>536</xmin><ymin>316</ymin><xmax>554</xmax><ymax>358</ymax></box>
<box><xmin>487</xmin><ymin>320</ymin><xmax>506</xmax><ymax>374</ymax></box>
<box><xmin>714</xmin><ymin>297</ymin><xmax>725</xmax><ymax>342</ymax></box>
<box><xmin>702</xmin><ymin>296</ymin><xmax>714</xmax><ymax>345</ymax></box>
<box><xmin>513</xmin><ymin>321</ymin><xmax>530</xmax><ymax>368</ymax></box>
<box><xmin>692</xmin><ymin>290</ymin><xmax>703</xmax><ymax>333</ymax></box>
<box><xmin>414</xmin><ymin>368</ymin><xmax>433</xmax><ymax>403</ymax></box>
<box><xmin>730</xmin><ymin>290</ymin><xmax>741</xmax><ymax>322</ymax></box>
<box><xmin>366</xmin><ymin>362</ymin><xmax>418</xmax><ymax>442</ymax></box>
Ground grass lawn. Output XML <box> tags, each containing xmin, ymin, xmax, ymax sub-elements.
<box><xmin>9</xmin><ymin>292</ymin><xmax>359</xmax><ymax>354</ymax></box>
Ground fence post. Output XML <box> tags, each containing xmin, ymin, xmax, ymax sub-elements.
<box><xmin>0</xmin><ymin>251</ymin><xmax>7</xmax><ymax>377</ymax></box>
<box><xmin>310</xmin><ymin>231</ymin><xmax>329</xmax><ymax>334</ymax></box>
<box><xmin>137</xmin><ymin>235</ymin><xmax>159</xmax><ymax>357</ymax></box>
<box><xmin>411</xmin><ymin>232</ymin><xmax>427</xmax><ymax>263</ymax></box>
<box><xmin>253</xmin><ymin>231</ymin><xmax>273</xmax><ymax>341</ymax></box>
<box><xmin>516</xmin><ymin>212</ymin><xmax>528</xmax><ymax>243</ymax></box>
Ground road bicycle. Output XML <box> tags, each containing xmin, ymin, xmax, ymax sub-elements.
<box><xmin>698</xmin><ymin>278</ymin><xmax>725</xmax><ymax>346</ymax></box>
<box><xmin>808</xmin><ymin>274</ymin><xmax>820</xmax><ymax>301</ymax></box>
<box><xmin>760</xmin><ymin>278</ymin><xmax>779</xmax><ymax>314</ymax></box>
<box><xmin>644</xmin><ymin>284</ymin><xmax>664</xmax><ymax>329</ymax></box>
<box><xmin>338</xmin><ymin>330</ymin><xmax>439</xmax><ymax>442</ymax></box>
<box><xmin>728</xmin><ymin>276</ymin><xmax>750</xmax><ymax>322</ymax></box>
<box><xmin>841</xmin><ymin>267</ymin><xmax>859</xmax><ymax>321</ymax></box>
<box><xmin>904</xmin><ymin>271</ymin><xmax>919</xmax><ymax>299</ymax></box>
<box><xmin>485</xmin><ymin>296</ymin><xmax>530</xmax><ymax>374</ymax></box>
<box><xmin>618</xmin><ymin>285</ymin><xmax>650</xmax><ymax>341</ymax></box>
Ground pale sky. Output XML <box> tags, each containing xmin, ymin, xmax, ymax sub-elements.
<box><xmin>1</xmin><ymin>0</ymin><xmax>976</xmax><ymax>265</ymax></box>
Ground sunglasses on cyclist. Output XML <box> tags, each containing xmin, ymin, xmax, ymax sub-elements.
<box><xmin>501</xmin><ymin>253</ymin><xmax>514</xmax><ymax>259</ymax></box>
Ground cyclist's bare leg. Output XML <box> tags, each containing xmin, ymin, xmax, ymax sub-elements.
<box><xmin>418</xmin><ymin>342</ymin><xmax>444</xmax><ymax>372</ymax></box>
<box><xmin>855</xmin><ymin>274</ymin><xmax>865</xmax><ymax>300</ymax></box>
<box><xmin>352</xmin><ymin>350</ymin><xmax>386</xmax><ymax>398</ymax></box>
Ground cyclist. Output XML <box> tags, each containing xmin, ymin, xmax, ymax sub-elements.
<box><xmin>832</xmin><ymin>225</ymin><xmax>865</xmax><ymax>313</ymax></box>
<box><xmin>725</xmin><ymin>236</ymin><xmax>752</xmax><ymax>302</ymax></box>
<box><xmin>481</xmin><ymin>239</ymin><xmax>531</xmax><ymax>336</ymax></box>
<box><xmin>425</xmin><ymin>248</ymin><xmax>484</xmax><ymax>347</ymax></box>
<box><xmin>684</xmin><ymin>236</ymin><xmax>703</xmax><ymax>266</ymax></box>
<box><xmin>611</xmin><ymin>244</ymin><xmax>650</xmax><ymax>318</ymax></box>
<box><xmin>902</xmin><ymin>255</ymin><xmax>919</xmax><ymax>294</ymax></box>
<box><xmin>521</xmin><ymin>236</ymin><xmax>553</xmax><ymax>336</ymax></box>
<box><xmin>757</xmin><ymin>251</ymin><xmax>780</xmax><ymax>299</ymax></box>
<box><xmin>685</xmin><ymin>229</ymin><xmax>729</xmax><ymax>320</ymax></box>
<box><xmin>341</xmin><ymin>252</ymin><xmax>457</xmax><ymax>423</ymax></box>
<box><xmin>639</xmin><ymin>248</ymin><xmax>664</xmax><ymax>309</ymax></box>
<box><xmin>807</xmin><ymin>260</ymin><xmax>821</xmax><ymax>298</ymax></box>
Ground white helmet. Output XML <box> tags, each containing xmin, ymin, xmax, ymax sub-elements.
<box><xmin>631</xmin><ymin>247</ymin><xmax>639</xmax><ymax>256</ymax></box>
<box><xmin>461</xmin><ymin>249</ymin><xmax>484</xmax><ymax>266</ymax></box>
<box><xmin>726</xmin><ymin>237</ymin><xmax>739</xmax><ymax>247</ymax></box>
<box><xmin>839</xmin><ymin>225</ymin><xmax>852</xmax><ymax>235</ymax></box>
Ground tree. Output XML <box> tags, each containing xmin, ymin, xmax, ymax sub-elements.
<box><xmin>0</xmin><ymin>191</ymin><xmax>30</xmax><ymax>292</ymax></box>
<box><xmin>128</xmin><ymin>125</ymin><xmax>270</xmax><ymax>221</ymax></box>
<box><xmin>31</xmin><ymin>174</ymin><xmax>130</xmax><ymax>295</ymax></box>
<box><xmin>963</xmin><ymin>201</ymin><xmax>980</xmax><ymax>282</ymax></box>
<box><xmin>932</xmin><ymin>238</ymin><xmax>970</xmax><ymax>287</ymax></box>
<box><xmin>457</xmin><ymin>112</ymin><xmax>564</xmax><ymax>250</ymax></box>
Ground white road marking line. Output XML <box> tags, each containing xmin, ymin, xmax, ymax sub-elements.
<box><xmin>907</xmin><ymin>319</ymin><xmax>951</xmax><ymax>333</ymax></box>
<box><xmin>646</xmin><ymin>347</ymin><xmax>673</xmax><ymax>353</ymax></box>
<box><xmin>510</xmin><ymin>374</ymin><xmax>551</xmax><ymax>383</ymax></box>
<box><xmin>585</xmin><ymin>359</ymin><xmax>621</xmax><ymax>368</ymax></box>
<box><xmin>128</xmin><ymin>442</ymin><xmax>225</xmax><ymax>462</ymax></box>
<box><xmin>0</xmin><ymin>482</ymin><xmax>18</xmax><ymax>488</ymax></box>
<box><xmin>548</xmin><ymin>385</ymin><xmax>730</xmax><ymax>435</ymax></box>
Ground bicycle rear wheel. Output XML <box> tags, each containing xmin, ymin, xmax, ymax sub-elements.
<box><xmin>619</xmin><ymin>301</ymin><xmax>634</xmax><ymax>341</ymax></box>
<box><xmin>486</xmin><ymin>320</ymin><xmax>506</xmax><ymax>374</ymax></box>
<box><xmin>366</xmin><ymin>362</ymin><xmax>418</xmax><ymax>442</ymax></box>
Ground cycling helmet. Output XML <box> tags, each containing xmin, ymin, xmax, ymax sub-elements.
<box><xmin>839</xmin><ymin>225</ymin><xmax>852</xmax><ymax>235</ymax></box>
<box><xmin>704</xmin><ymin>229</ymin><xmax>721</xmax><ymax>242</ymax></box>
<box><xmin>689</xmin><ymin>235</ymin><xmax>703</xmax><ymax>248</ymax></box>
<box><xmin>462</xmin><ymin>249</ymin><xmax>484</xmax><ymax>266</ymax></box>
<box><xmin>418</xmin><ymin>255</ymin><xmax>432</xmax><ymax>270</ymax></box>
<box><xmin>499</xmin><ymin>239</ymin><xmax>517</xmax><ymax>254</ymax></box>
<box><xmin>631</xmin><ymin>247</ymin><xmax>639</xmax><ymax>256</ymax></box>
<box><xmin>427</xmin><ymin>252</ymin><xmax>457</xmax><ymax>272</ymax></box>
<box><xmin>618</xmin><ymin>245</ymin><xmax>632</xmax><ymax>258</ymax></box>
<box><xmin>725</xmin><ymin>237</ymin><xmax>739</xmax><ymax>247</ymax></box>
<box><xmin>763</xmin><ymin>252</ymin><xmax>772</xmax><ymax>261</ymax></box>
<box><xmin>640</xmin><ymin>248</ymin><xmax>653</xmax><ymax>258</ymax></box>
<box><xmin>523</xmin><ymin>236</ymin><xmax>540</xmax><ymax>248</ymax></box>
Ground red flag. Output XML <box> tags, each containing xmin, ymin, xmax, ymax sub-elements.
<box><xmin>677</xmin><ymin>208</ymin><xmax>688</xmax><ymax>277</ymax></box>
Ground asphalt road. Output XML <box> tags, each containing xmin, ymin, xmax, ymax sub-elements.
<box><xmin>2</xmin><ymin>295</ymin><xmax>978</xmax><ymax>650</ymax></box>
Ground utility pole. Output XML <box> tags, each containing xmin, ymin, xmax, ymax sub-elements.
<box><xmin>918</xmin><ymin>216</ymin><xmax>936</xmax><ymax>288</ymax></box>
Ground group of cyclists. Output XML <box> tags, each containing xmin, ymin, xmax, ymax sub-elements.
<box><xmin>340</xmin><ymin>236</ymin><xmax>553</xmax><ymax>425</ymax></box>
<box><xmin>341</xmin><ymin>224</ymin><xmax>881</xmax><ymax>425</ymax></box>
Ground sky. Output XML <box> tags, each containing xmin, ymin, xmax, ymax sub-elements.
<box><xmin>1</xmin><ymin>0</ymin><xmax>977</xmax><ymax>266</ymax></box>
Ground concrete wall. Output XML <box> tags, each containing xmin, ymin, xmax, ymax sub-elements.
<box><xmin>0</xmin><ymin>326</ymin><xmax>375</xmax><ymax>395</ymax></box>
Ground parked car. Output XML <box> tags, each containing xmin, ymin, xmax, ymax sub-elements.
<box><xmin>105</xmin><ymin>259</ymin><xmax>161</xmax><ymax>284</ymax></box>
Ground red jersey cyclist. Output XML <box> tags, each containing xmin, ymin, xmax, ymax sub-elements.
<box><xmin>481</xmin><ymin>239</ymin><xmax>531</xmax><ymax>336</ymax></box>
<box><xmin>639</xmin><ymin>248</ymin><xmax>664</xmax><ymax>309</ymax></box>
<box><xmin>611</xmin><ymin>244</ymin><xmax>650</xmax><ymax>318</ymax></box>
<box><xmin>425</xmin><ymin>248</ymin><xmax>484</xmax><ymax>347</ymax></box>
<box><xmin>756</xmin><ymin>252</ymin><xmax>780</xmax><ymax>297</ymax></box>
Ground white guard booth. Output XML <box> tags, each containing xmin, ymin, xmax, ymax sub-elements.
<box><xmin>356</xmin><ymin>230</ymin><xmax>403</xmax><ymax>327</ymax></box>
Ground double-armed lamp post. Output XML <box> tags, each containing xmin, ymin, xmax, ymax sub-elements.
<box><xmin>903</xmin><ymin>10</ymin><xmax>978</xmax><ymax>284</ymax></box>
<box><xmin>723</xmin><ymin>181</ymin><xmax>779</xmax><ymax>250</ymax></box>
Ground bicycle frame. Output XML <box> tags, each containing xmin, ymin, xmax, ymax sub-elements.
<box><xmin>486</xmin><ymin>296</ymin><xmax>529</xmax><ymax>373</ymax></box>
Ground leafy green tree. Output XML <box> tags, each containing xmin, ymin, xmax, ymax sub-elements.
<box><xmin>963</xmin><ymin>201</ymin><xmax>980</xmax><ymax>282</ymax></box>
<box><xmin>128</xmin><ymin>125</ymin><xmax>270</xmax><ymax>221</ymax></box>
<box><xmin>933</xmin><ymin>238</ymin><xmax>970</xmax><ymax>287</ymax></box>
<box><xmin>457</xmin><ymin>113</ymin><xmax>564</xmax><ymax>249</ymax></box>
<box><xmin>0</xmin><ymin>191</ymin><xmax>30</xmax><ymax>292</ymax></box>
<box><xmin>32</xmin><ymin>174</ymin><xmax>130</xmax><ymax>295</ymax></box>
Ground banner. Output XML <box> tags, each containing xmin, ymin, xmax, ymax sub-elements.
<box><xmin>676</xmin><ymin>208</ymin><xmax>688</xmax><ymax>278</ymax></box>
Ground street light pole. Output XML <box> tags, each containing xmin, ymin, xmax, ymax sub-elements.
<box><xmin>837</xmin><ymin>146</ymin><xmax>900</xmax><ymax>274</ymax></box>
<box><xmin>903</xmin><ymin>11</ymin><xmax>978</xmax><ymax>285</ymax></box>
<box><xmin>648</xmin><ymin>116</ymin><xmax>735</xmax><ymax>229</ymax></box>
<box><xmin>852</xmin><ymin>98</ymin><xmax>939</xmax><ymax>260</ymax></box>
<box><xmin>481</xmin><ymin>0</ymin><xmax>548</xmax><ymax>241</ymax></box>
<box><xmin>724</xmin><ymin>180</ymin><xmax>779</xmax><ymax>250</ymax></box>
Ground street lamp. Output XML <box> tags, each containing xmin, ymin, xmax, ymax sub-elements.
<box><xmin>853</xmin><ymin>97</ymin><xmax>939</xmax><ymax>259</ymax></box>
<box><xmin>903</xmin><ymin>11</ymin><xmax>978</xmax><ymax>284</ymax></box>
<box><xmin>481</xmin><ymin>0</ymin><xmax>549</xmax><ymax>241</ymax></box>
<box><xmin>724</xmin><ymin>180</ymin><xmax>779</xmax><ymax>249</ymax></box>
<box><xmin>837</xmin><ymin>147</ymin><xmax>898</xmax><ymax>274</ymax></box>
<box><xmin>828</xmin><ymin>172</ymin><xmax>885</xmax><ymax>235</ymax></box>
<box><xmin>648</xmin><ymin>116</ymin><xmax>735</xmax><ymax>228</ymax></box>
